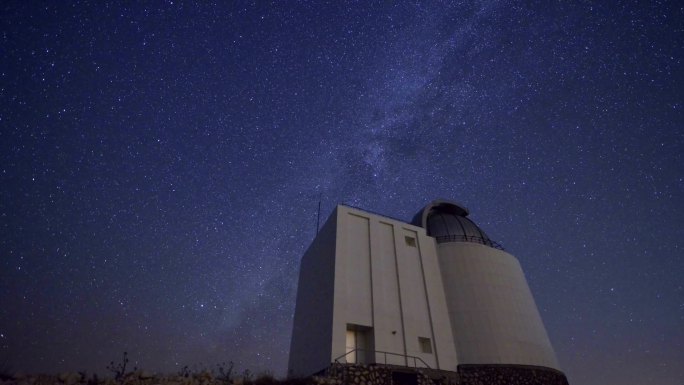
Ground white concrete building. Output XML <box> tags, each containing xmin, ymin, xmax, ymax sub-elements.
<box><xmin>288</xmin><ymin>200</ymin><xmax>562</xmax><ymax>381</ymax></box>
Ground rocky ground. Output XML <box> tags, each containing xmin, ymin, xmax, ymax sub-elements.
<box><xmin>1</xmin><ymin>363</ymin><xmax>570</xmax><ymax>385</ymax></box>
<box><xmin>0</xmin><ymin>372</ymin><xmax>321</xmax><ymax>385</ymax></box>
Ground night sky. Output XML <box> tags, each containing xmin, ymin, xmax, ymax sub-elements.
<box><xmin>1</xmin><ymin>2</ymin><xmax>682</xmax><ymax>384</ymax></box>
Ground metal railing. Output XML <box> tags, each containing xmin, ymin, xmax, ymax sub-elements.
<box><xmin>333</xmin><ymin>349</ymin><xmax>431</xmax><ymax>369</ymax></box>
<box><xmin>435</xmin><ymin>234</ymin><xmax>504</xmax><ymax>250</ymax></box>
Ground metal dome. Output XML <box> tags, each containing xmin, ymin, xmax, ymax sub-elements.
<box><xmin>412</xmin><ymin>199</ymin><xmax>503</xmax><ymax>249</ymax></box>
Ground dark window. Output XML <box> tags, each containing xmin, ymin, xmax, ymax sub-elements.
<box><xmin>392</xmin><ymin>371</ymin><xmax>418</xmax><ymax>385</ymax></box>
<box><xmin>418</xmin><ymin>337</ymin><xmax>432</xmax><ymax>354</ymax></box>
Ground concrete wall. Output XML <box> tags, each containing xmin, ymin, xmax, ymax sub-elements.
<box><xmin>321</xmin><ymin>363</ymin><xmax>569</xmax><ymax>385</ymax></box>
<box><xmin>288</xmin><ymin>208</ymin><xmax>338</xmax><ymax>377</ymax></box>
<box><xmin>331</xmin><ymin>206</ymin><xmax>458</xmax><ymax>371</ymax></box>
<box><xmin>437</xmin><ymin>242</ymin><xmax>559</xmax><ymax>370</ymax></box>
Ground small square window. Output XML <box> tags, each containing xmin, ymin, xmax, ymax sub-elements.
<box><xmin>405</xmin><ymin>236</ymin><xmax>416</xmax><ymax>247</ymax></box>
<box><xmin>418</xmin><ymin>337</ymin><xmax>432</xmax><ymax>354</ymax></box>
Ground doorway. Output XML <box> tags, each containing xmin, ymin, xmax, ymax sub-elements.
<box><xmin>345</xmin><ymin>324</ymin><xmax>373</xmax><ymax>364</ymax></box>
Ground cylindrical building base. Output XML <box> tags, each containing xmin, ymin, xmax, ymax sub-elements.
<box><xmin>438</xmin><ymin>242</ymin><xmax>560</xmax><ymax>369</ymax></box>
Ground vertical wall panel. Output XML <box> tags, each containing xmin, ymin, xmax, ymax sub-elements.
<box><xmin>288</xmin><ymin>209</ymin><xmax>338</xmax><ymax>377</ymax></box>
<box><xmin>396</xmin><ymin>228</ymin><xmax>435</xmax><ymax>368</ymax></box>
<box><xmin>370</xmin><ymin>222</ymin><xmax>407</xmax><ymax>365</ymax></box>
<box><xmin>345</xmin><ymin>213</ymin><xmax>373</xmax><ymax>327</ymax></box>
<box><xmin>417</xmin><ymin>232</ymin><xmax>459</xmax><ymax>371</ymax></box>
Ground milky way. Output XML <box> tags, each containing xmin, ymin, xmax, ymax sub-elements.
<box><xmin>1</xmin><ymin>2</ymin><xmax>682</xmax><ymax>385</ymax></box>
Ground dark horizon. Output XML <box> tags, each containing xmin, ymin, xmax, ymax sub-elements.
<box><xmin>1</xmin><ymin>2</ymin><xmax>682</xmax><ymax>385</ymax></box>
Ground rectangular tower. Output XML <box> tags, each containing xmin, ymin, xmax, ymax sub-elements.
<box><xmin>288</xmin><ymin>205</ymin><xmax>458</xmax><ymax>377</ymax></box>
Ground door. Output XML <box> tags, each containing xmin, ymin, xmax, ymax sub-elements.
<box><xmin>345</xmin><ymin>329</ymin><xmax>357</xmax><ymax>363</ymax></box>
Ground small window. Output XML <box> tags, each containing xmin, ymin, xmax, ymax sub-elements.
<box><xmin>418</xmin><ymin>337</ymin><xmax>432</xmax><ymax>354</ymax></box>
<box><xmin>405</xmin><ymin>236</ymin><xmax>416</xmax><ymax>247</ymax></box>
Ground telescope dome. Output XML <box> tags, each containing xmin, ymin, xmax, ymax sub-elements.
<box><xmin>412</xmin><ymin>199</ymin><xmax>502</xmax><ymax>249</ymax></box>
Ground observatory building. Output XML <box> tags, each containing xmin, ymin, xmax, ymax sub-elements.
<box><xmin>289</xmin><ymin>200</ymin><xmax>568</xmax><ymax>385</ymax></box>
